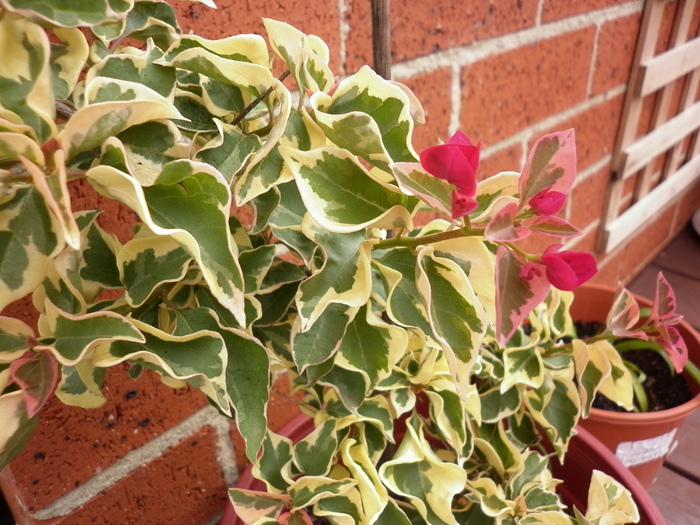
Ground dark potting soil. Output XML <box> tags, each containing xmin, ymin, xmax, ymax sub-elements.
<box><xmin>575</xmin><ymin>322</ymin><xmax>694</xmax><ymax>412</ymax></box>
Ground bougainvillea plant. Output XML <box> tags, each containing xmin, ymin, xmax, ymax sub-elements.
<box><xmin>0</xmin><ymin>0</ymin><xmax>668</xmax><ymax>523</ymax></box>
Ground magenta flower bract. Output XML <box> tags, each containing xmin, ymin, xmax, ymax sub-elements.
<box><xmin>540</xmin><ymin>246</ymin><xmax>598</xmax><ymax>291</ymax></box>
<box><xmin>420</xmin><ymin>131</ymin><xmax>480</xmax><ymax>217</ymax></box>
<box><xmin>529</xmin><ymin>189</ymin><xmax>566</xmax><ymax>216</ymax></box>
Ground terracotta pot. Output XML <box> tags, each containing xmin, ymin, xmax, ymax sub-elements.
<box><xmin>221</xmin><ymin>414</ymin><xmax>664</xmax><ymax>524</ymax></box>
<box><xmin>572</xmin><ymin>283</ymin><xmax>700</xmax><ymax>488</ymax></box>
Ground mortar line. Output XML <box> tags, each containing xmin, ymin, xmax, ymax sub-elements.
<box><xmin>391</xmin><ymin>1</ymin><xmax>643</xmax><ymax>80</ymax></box>
<box><xmin>31</xmin><ymin>405</ymin><xmax>226</xmax><ymax>520</ymax></box>
<box><xmin>480</xmin><ymin>84</ymin><xmax>626</xmax><ymax>158</ymax></box>
<box><xmin>338</xmin><ymin>0</ymin><xmax>349</xmax><ymax>76</ymax></box>
<box><xmin>449</xmin><ymin>64</ymin><xmax>461</xmax><ymax>136</ymax></box>
<box><xmin>587</xmin><ymin>23</ymin><xmax>603</xmax><ymax>97</ymax></box>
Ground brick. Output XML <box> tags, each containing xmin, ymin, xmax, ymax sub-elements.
<box><xmin>592</xmin><ymin>246</ymin><xmax>624</xmax><ymax>287</ymax></box>
<box><xmin>342</xmin><ymin>0</ymin><xmax>373</xmax><ymax>75</ymax></box>
<box><xmin>569</xmin><ymin>167</ymin><xmax>610</xmax><ymax>232</ymax></box>
<box><xmin>3</xmin><ymin>365</ymin><xmax>207</xmax><ymax>512</ymax></box>
<box><xmin>567</xmin><ymin>227</ymin><xmax>599</xmax><ymax>256</ymax></box>
<box><xmin>534</xmin><ymin>94</ymin><xmax>624</xmax><ymax>172</ymax></box>
<box><xmin>619</xmin><ymin>205</ymin><xmax>675</xmax><ymax>281</ymax></box>
<box><xmin>65</xmin><ymin>427</ymin><xmax>227</xmax><ymax>525</ymax></box>
<box><xmin>171</xmin><ymin>0</ymin><xmax>342</xmax><ymax>73</ymax></box>
<box><xmin>69</xmin><ymin>178</ymin><xmax>137</xmax><ymax>245</ymax></box>
<box><xmin>388</xmin><ymin>0</ymin><xmax>538</xmax><ymax>63</ymax></box>
<box><xmin>460</xmin><ymin>27</ymin><xmax>596</xmax><ymax>145</ymax></box>
<box><xmin>591</xmin><ymin>13</ymin><xmax>642</xmax><ymax>96</ymax></box>
<box><xmin>400</xmin><ymin>68</ymin><xmax>453</xmax><ymax>153</ymax></box>
<box><xmin>479</xmin><ymin>143</ymin><xmax>523</xmax><ymax>180</ymax></box>
<box><xmin>673</xmin><ymin>179</ymin><xmax>700</xmax><ymax>230</ymax></box>
<box><xmin>541</xmin><ymin>0</ymin><xmax>636</xmax><ymax>23</ymax></box>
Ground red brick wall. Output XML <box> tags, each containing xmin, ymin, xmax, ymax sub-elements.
<box><xmin>3</xmin><ymin>1</ymin><xmax>700</xmax><ymax>524</ymax></box>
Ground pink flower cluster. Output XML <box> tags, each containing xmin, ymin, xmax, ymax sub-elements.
<box><xmin>419</xmin><ymin>131</ymin><xmax>597</xmax><ymax>292</ymax></box>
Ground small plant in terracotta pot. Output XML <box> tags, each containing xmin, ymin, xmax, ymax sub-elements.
<box><xmin>0</xmin><ymin>0</ymin><xmax>664</xmax><ymax>523</ymax></box>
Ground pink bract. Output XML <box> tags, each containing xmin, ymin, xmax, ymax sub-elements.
<box><xmin>419</xmin><ymin>131</ymin><xmax>479</xmax><ymax>196</ymax></box>
<box><xmin>540</xmin><ymin>247</ymin><xmax>598</xmax><ymax>291</ymax></box>
<box><xmin>529</xmin><ymin>189</ymin><xmax>566</xmax><ymax>216</ymax></box>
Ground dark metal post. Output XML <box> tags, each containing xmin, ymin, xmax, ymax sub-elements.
<box><xmin>371</xmin><ymin>0</ymin><xmax>391</xmax><ymax>80</ymax></box>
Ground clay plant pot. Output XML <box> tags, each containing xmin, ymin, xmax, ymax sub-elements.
<box><xmin>221</xmin><ymin>414</ymin><xmax>665</xmax><ymax>524</ymax></box>
<box><xmin>572</xmin><ymin>283</ymin><xmax>700</xmax><ymax>488</ymax></box>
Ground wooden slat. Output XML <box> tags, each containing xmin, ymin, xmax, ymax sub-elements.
<box><xmin>609</xmin><ymin>0</ymin><xmax>668</xmax><ymax>180</ymax></box>
<box><xmin>619</xmin><ymin>98</ymin><xmax>700</xmax><ymax>180</ymax></box>
<box><xmin>605</xmin><ymin>152</ymin><xmax>700</xmax><ymax>252</ymax></box>
<box><xmin>648</xmin><ymin>467</ymin><xmax>700</xmax><ymax>524</ymax></box>
<box><xmin>639</xmin><ymin>37</ymin><xmax>700</xmax><ymax>97</ymax></box>
<box><xmin>634</xmin><ymin>0</ymin><xmax>696</xmax><ymax>200</ymax></box>
<box><xmin>663</xmin><ymin>409</ymin><xmax>700</xmax><ymax>479</ymax></box>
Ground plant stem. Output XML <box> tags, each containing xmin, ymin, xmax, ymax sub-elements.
<box><xmin>231</xmin><ymin>69</ymin><xmax>291</xmax><ymax>127</ymax></box>
<box><xmin>371</xmin><ymin>225</ymin><xmax>485</xmax><ymax>251</ymax></box>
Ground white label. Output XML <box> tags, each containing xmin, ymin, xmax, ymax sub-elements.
<box><xmin>614</xmin><ymin>428</ymin><xmax>678</xmax><ymax>467</ymax></box>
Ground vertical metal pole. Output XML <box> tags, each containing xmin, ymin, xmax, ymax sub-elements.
<box><xmin>371</xmin><ymin>0</ymin><xmax>391</xmax><ymax>80</ymax></box>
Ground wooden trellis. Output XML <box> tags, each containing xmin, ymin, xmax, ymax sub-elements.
<box><xmin>602</xmin><ymin>0</ymin><xmax>700</xmax><ymax>252</ymax></box>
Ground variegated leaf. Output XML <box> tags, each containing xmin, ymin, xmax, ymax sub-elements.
<box><xmin>235</xmin><ymin>81</ymin><xmax>292</xmax><ymax>204</ymax></box>
<box><xmin>288</xmin><ymin>476</ymin><xmax>357</xmax><ymax>511</ymax></box>
<box><xmin>92</xmin><ymin>316</ymin><xmax>231</xmax><ymax>416</ymax></box>
<box><xmin>310</xmin><ymin>66</ymin><xmax>418</xmax><ymax>169</ymax></box>
<box><xmin>118</xmin><ymin>234</ymin><xmax>192</xmax><ymax>307</ymax></box>
<box><xmin>295</xmin><ymin>218</ymin><xmax>372</xmax><ymax>331</ymax></box>
<box><xmin>78</xmin><ymin>212</ymin><xmax>122</xmax><ymax>289</ymax></box>
<box><xmin>338</xmin><ymin>437</ymin><xmax>388</xmax><ymax>522</ymax></box>
<box><xmin>9</xmin><ymin>351</ymin><xmax>59</xmax><ymax>417</ymax></box>
<box><xmin>159</xmin><ymin>42</ymin><xmax>274</xmax><ymax>98</ymax></box>
<box><xmin>61</xmin><ymin>78</ymin><xmax>183</xmax><ymax>158</ymax></box>
<box><xmin>335</xmin><ymin>303</ymin><xmax>408</xmax><ymax>391</ymax></box>
<box><xmin>432</xmin><ymin>235</ymin><xmax>496</xmax><ymax>325</ymax></box>
<box><xmin>0</xmin><ymin>316</ymin><xmax>33</xmax><ymax>362</ymax></box>
<box><xmin>0</xmin><ymin>132</ymin><xmax>43</xmax><ymax>164</ymax></box>
<box><xmin>228</xmin><ymin>488</ymin><xmax>289</xmax><ymax>524</ymax></box>
<box><xmin>55</xmin><ymin>360</ymin><xmax>107</xmax><ymax>409</ymax></box>
<box><xmin>390</xmin><ymin>162</ymin><xmax>452</xmax><ymax>217</ymax></box>
<box><xmin>256</xmin><ymin>429</ymin><xmax>294</xmax><ymax>491</ymax></box>
<box><xmin>379</xmin><ymin>415</ymin><xmax>466</xmax><ymax>525</ymax></box>
<box><xmin>37</xmin><ymin>301</ymin><xmax>145</xmax><ymax>366</ymax></box>
<box><xmin>196</xmin><ymin>120</ymin><xmax>262</xmax><ymax>184</ymax></box>
<box><xmin>0</xmin><ymin>15</ymin><xmax>55</xmax><ymax>142</ymax></box>
<box><xmin>495</xmin><ymin>247</ymin><xmax>551</xmax><ymax>344</ymax></box>
<box><xmin>416</xmin><ymin>246</ymin><xmax>487</xmax><ymax>399</ymax></box>
<box><xmin>501</xmin><ymin>343</ymin><xmax>544</xmax><ymax>392</ymax></box>
<box><xmin>373</xmin><ymin>248</ymin><xmax>432</xmax><ymax>337</ymax></box>
<box><xmin>0</xmin><ymin>184</ymin><xmax>63</xmax><ymax>311</ymax></box>
<box><xmin>173</xmin><ymin>307</ymin><xmax>270</xmax><ymax>460</ymax></box>
<box><xmin>23</xmin><ymin>151</ymin><xmax>80</xmax><ymax>249</ymax></box>
<box><xmin>263</xmin><ymin>18</ymin><xmax>334</xmax><ymax>94</ymax></box>
<box><xmin>292</xmin><ymin>303</ymin><xmax>353</xmax><ymax>372</ymax></box>
<box><xmin>519</xmin><ymin>130</ymin><xmax>576</xmax><ymax>206</ymax></box>
<box><xmin>281</xmin><ymin>146</ymin><xmax>414</xmax><ymax>234</ymax></box>
<box><xmin>0</xmin><ymin>385</ymin><xmax>37</xmax><ymax>470</ymax></box>
<box><xmin>51</xmin><ymin>27</ymin><xmax>89</xmax><ymax>99</ymax></box>
<box><xmin>584</xmin><ymin>471</ymin><xmax>640</xmax><ymax>524</ymax></box>
<box><xmin>0</xmin><ymin>0</ymin><xmax>134</xmax><ymax>27</ymax></box>
<box><xmin>86</xmin><ymin>161</ymin><xmax>246</xmax><ymax>326</ymax></box>
<box><xmin>88</xmin><ymin>40</ymin><xmax>176</xmax><ymax>99</ymax></box>
<box><xmin>313</xmin><ymin>491</ymin><xmax>364</xmax><ymax>525</ymax></box>
<box><xmin>294</xmin><ymin>419</ymin><xmax>338</xmax><ymax>476</ymax></box>
<box><xmin>525</xmin><ymin>375</ymin><xmax>580</xmax><ymax>457</ymax></box>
